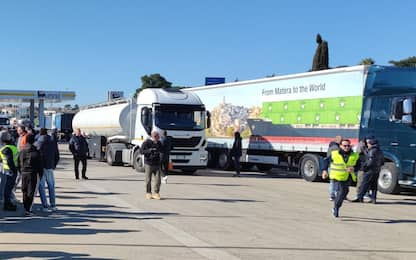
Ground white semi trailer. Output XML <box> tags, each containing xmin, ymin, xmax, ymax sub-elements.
<box><xmin>72</xmin><ymin>88</ymin><xmax>209</xmax><ymax>174</ymax></box>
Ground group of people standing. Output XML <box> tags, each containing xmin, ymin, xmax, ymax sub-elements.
<box><xmin>140</xmin><ymin>130</ymin><xmax>172</xmax><ymax>200</ymax></box>
<box><xmin>0</xmin><ymin>126</ymin><xmax>60</xmax><ymax>216</ymax></box>
<box><xmin>322</xmin><ymin>135</ymin><xmax>384</xmax><ymax>218</ymax></box>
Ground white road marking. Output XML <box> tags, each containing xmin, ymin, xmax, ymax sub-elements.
<box><xmin>80</xmin><ymin>181</ymin><xmax>241</xmax><ymax>260</ymax></box>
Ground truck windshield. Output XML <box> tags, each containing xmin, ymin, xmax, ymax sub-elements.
<box><xmin>154</xmin><ymin>104</ymin><xmax>205</xmax><ymax>131</ymax></box>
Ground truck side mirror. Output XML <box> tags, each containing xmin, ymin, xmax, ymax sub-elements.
<box><xmin>141</xmin><ymin>107</ymin><xmax>152</xmax><ymax>134</ymax></box>
<box><xmin>206</xmin><ymin>111</ymin><xmax>211</xmax><ymax>129</ymax></box>
<box><xmin>403</xmin><ymin>98</ymin><xmax>413</xmax><ymax>114</ymax></box>
<box><xmin>402</xmin><ymin>98</ymin><xmax>414</xmax><ymax>124</ymax></box>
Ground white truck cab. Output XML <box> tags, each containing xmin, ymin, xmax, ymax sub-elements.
<box><xmin>73</xmin><ymin>88</ymin><xmax>209</xmax><ymax>174</ymax></box>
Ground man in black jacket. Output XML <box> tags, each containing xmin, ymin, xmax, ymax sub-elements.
<box><xmin>18</xmin><ymin>134</ymin><xmax>43</xmax><ymax>215</ymax></box>
<box><xmin>69</xmin><ymin>128</ymin><xmax>89</xmax><ymax>180</ymax></box>
<box><xmin>352</xmin><ymin>138</ymin><xmax>384</xmax><ymax>204</ymax></box>
<box><xmin>140</xmin><ymin>131</ymin><xmax>162</xmax><ymax>200</ymax></box>
<box><xmin>231</xmin><ymin>131</ymin><xmax>242</xmax><ymax>177</ymax></box>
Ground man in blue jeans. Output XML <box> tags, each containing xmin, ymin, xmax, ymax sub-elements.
<box><xmin>36</xmin><ymin>128</ymin><xmax>60</xmax><ymax>212</ymax></box>
<box><xmin>326</xmin><ymin>136</ymin><xmax>342</xmax><ymax>201</ymax></box>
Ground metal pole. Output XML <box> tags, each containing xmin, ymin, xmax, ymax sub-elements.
<box><xmin>38</xmin><ymin>99</ymin><xmax>45</xmax><ymax>128</ymax></box>
<box><xmin>29</xmin><ymin>99</ymin><xmax>35</xmax><ymax>126</ymax></box>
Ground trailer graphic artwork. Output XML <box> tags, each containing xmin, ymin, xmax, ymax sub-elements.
<box><xmin>193</xmin><ymin>70</ymin><xmax>365</xmax><ymax>143</ymax></box>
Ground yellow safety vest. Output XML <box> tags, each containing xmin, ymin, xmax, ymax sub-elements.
<box><xmin>329</xmin><ymin>150</ymin><xmax>359</xmax><ymax>182</ymax></box>
<box><xmin>0</xmin><ymin>144</ymin><xmax>18</xmax><ymax>171</ymax></box>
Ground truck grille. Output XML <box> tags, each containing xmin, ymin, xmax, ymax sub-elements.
<box><xmin>171</xmin><ymin>137</ymin><xmax>201</xmax><ymax>148</ymax></box>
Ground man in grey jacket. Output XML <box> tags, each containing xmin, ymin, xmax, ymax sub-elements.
<box><xmin>352</xmin><ymin>138</ymin><xmax>384</xmax><ymax>204</ymax></box>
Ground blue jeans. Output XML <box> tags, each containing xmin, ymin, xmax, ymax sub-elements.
<box><xmin>39</xmin><ymin>169</ymin><xmax>56</xmax><ymax>208</ymax></box>
<box><xmin>329</xmin><ymin>179</ymin><xmax>336</xmax><ymax>199</ymax></box>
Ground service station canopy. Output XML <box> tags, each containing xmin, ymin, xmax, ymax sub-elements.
<box><xmin>0</xmin><ymin>90</ymin><xmax>76</xmax><ymax>103</ymax></box>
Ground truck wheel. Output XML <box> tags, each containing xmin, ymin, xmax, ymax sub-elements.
<box><xmin>218</xmin><ymin>151</ymin><xmax>230</xmax><ymax>170</ymax></box>
<box><xmin>133</xmin><ymin>149</ymin><xmax>145</xmax><ymax>173</ymax></box>
<box><xmin>106</xmin><ymin>147</ymin><xmax>115</xmax><ymax>166</ymax></box>
<box><xmin>378</xmin><ymin>162</ymin><xmax>401</xmax><ymax>194</ymax></box>
<box><xmin>300</xmin><ymin>154</ymin><xmax>320</xmax><ymax>182</ymax></box>
<box><xmin>256</xmin><ymin>164</ymin><xmax>273</xmax><ymax>172</ymax></box>
<box><xmin>207</xmin><ymin>150</ymin><xmax>216</xmax><ymax>168</ymax></box>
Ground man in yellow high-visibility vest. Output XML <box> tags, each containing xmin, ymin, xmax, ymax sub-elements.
<box><xmin>0</xmin><ymin>130</ymin><xmax>18</xmax><ymax>211</ymax></box>
<box><xmin>322</xmin><ymin>139</ymin><xmax>361</xmax><ymax>218</ymax></box>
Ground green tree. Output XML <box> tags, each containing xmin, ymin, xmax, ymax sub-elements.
<box><xmin>134</xmin><ymin>73</ymin><xmax>172</xmax><ymax>97</ymax></box>
<box><xmin>389</xmin><ymin>56</ymin><xmax>416</xmax><ymax>67</ymax></box>
<box><xmin>358</xmin><ymin>58</ymin><xmax>375</xmax><ymax>65</ymax></box>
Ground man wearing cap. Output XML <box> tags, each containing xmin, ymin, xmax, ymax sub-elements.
<box><xmin>352</xmin><ymin>138</ymin><xmax>384</xmax><ymax>204</ymax></box>
<box><xmin>0</xmin><ymin>130</ymin><xmax>19</xmax><ymax>211</ymax></box>
<box><xmin>322</xmin><ymin>139</ymin><xmax>361</xmax><ymax>218</ymax></box>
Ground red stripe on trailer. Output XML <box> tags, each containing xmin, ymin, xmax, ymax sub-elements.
<box><xmin>249</xmin><ymin>136</ymin><xmax>359</xmax><ymax>145</ymax></box>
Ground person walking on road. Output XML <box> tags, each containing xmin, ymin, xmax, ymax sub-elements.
<box><xmin>160</xmin><ymin>130</ymin><xmax>172</xmax><ymax>184</ymax></box>
<box><xmin>0</xmin><ymin>130</ymin><xmax>18</xmax><ymax>211</ymax></box>
<box><xmin>322</xmin><ymin>139</ymin><xmax>360</xmax><ymax>218</ymax></box>
<box><xmin>230</xmin><ymin>131</ymin><xmax>242</xmax><ymax>177</ymax></box>
<box><xmin>36</xmin><ymin>128</ymin><xmax>60</xmax><ymax>212</ymax></box>
<box><xmin>355</xmin><ymin>135</ymin><xmax>374</xmax><ymax>200</ymax></box>
<box><xmin>10</xmin><ymin>125</ymin><xmax>28</xmax><ymax>204</ymax></box>
<box><xmin>352</xmin><ymin>138</ymin><xmax>384</xmax><ymax>204</ymax></box>
<box><xmin>326</xmin><ymin>135</ymin><xmax>342</xmax><ymax>200</ymax></box>
<box><xmin>141</xmin><ymin>131</ymin><xmax>162</xmax><ymax>200</ymax></box>
<box><xmin>18</xmin><ymin>134</ymin><xmax>43</xmax><ymax>215</ymax></box>
<box><xmin>69</xmin><ymin>128</ymin><xmax>89</xmax><ymax>180</ymax></box>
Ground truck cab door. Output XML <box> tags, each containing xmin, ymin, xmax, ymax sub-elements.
<box><xmin>366</xmin><ymin>96</ymin><xmax>398</xmax><ymax>157</ymax></box>
<box><xmin>390</xmin><ymin>96</ymin><xmax>416</xmax><ymax>180</ymax></box>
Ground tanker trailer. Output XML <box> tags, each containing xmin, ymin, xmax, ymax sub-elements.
<box><xmin>73</xmin><ymin>88</ymin><xmax>209</xmax><ymax>174</ymax></box>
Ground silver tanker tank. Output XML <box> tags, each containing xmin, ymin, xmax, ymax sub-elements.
<box><xmin>72</xmin><ymin>99</ymin><xmax>137</xmax><ymax>138</ymax></box>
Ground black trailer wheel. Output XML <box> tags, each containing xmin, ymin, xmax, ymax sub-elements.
<box><xmin>378</xmin><ymin>162</ymin><xmax>401</xmax><ymax>194</ymax></box>
<box><xmin>218</xmin><ymin>151</ymin><xmax>230</xmax><ymax>170</ymax></box>
<box><xmin>133</xmin><ymin>149</ymin><xmax>145</xmax><ymax>173</ymax></box>
<box><xmin>300</xmin><ymin>154</ymin><xmax>320</xmax><ymax>182</ymax></box>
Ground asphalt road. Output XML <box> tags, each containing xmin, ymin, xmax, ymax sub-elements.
<box><xmin>1</xmin><ymin>146</ymin><xmax>416</xmax><ymax>260</ymax></box>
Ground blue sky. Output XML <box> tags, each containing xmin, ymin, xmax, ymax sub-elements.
<box><xmin>0</xmin><ymin>1</ymin><xmax>415</xmax><ymax>106</ymax></box>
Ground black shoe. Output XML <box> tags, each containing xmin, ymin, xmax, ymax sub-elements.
<box><xmin>332</xmin><ymin>208</ymin><xmax>339</xmax><ymax>218</ymax></box>
<box><xmin>368</xmin><ymin>199</ymin><xmax>377</xmax><ymax>204</ymax></box>
<box><xmin>351</xmin><ymin>198</ymin><xmax>363</xmax><ymax>203</ymax></box>
<box><xmin>75</xmin><ymin>176</ymin><xmax>79</xmax><ymax>180</ymax></box>
<box><xmin>82</xmin><ymin>176</ymin><xmax>89</xmax><ymax>180</ymax></box>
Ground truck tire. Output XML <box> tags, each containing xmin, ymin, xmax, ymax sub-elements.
<box><xmin>106</xmin><ymin>146</ymin><xmax>115</xmax><ymax>166</ymax></box>
<box><xmin>300</xmin><ymin>154</ymin><xmax>320</xmax><ymax>182</ymax></box>
<box><xmin>133</xmin><ymin>149</ymin><xmax>145</xmax><ymax>173</ymax></box>
<box><xmin>378</xmin><ymin>162</ymin><xmax>401</xmax><ymax>194</ymax></box>
<box><xmin>218</xmin><ymin>151</ymin><xmax>230</xmax><ymax>170</ymax></box>
<box><xmin>207</xmin><ymin>150</ymin><xmax>216</xmax><ymax>168</ymax></box>
<box><xmin>256</xmin><ymin>164</ymin><xmax>273</xmax><ymax>172</ymax></box>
